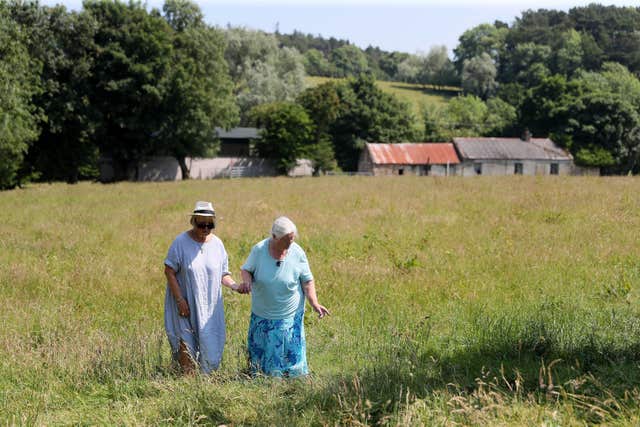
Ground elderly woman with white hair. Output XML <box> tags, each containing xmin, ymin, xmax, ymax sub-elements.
<box><xmin>239</xmin><ymin>216</ymin><xmax>329</xmax><ymax>377</ymax></box>
<box><xmin>164</xmin><ymin>201</ymin><xmax>240</xmax><ymax>374</ymax></box>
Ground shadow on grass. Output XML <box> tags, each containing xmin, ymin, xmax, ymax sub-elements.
<box><xmin>273</xmin><ymin>308</ymin><xmax>640</xmax><ymax>425</ymax></box>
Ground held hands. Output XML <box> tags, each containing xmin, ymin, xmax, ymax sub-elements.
<box><xmin>312</xmin><ymin>303</ymin><xmax>330</xmax><ymax>319</ymax></box>
<box><xmin>236</xmin><ymin>282</ymin><xmax>252</xmax><ymax>294</ymax></box>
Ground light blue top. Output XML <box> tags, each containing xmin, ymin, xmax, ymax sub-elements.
<box><xmin>242</xmin><ymin>238</ymin><xmax>314</xmax><ymax>320</ymax></box>
<box><xmin>164</xmin><ymin>231</ymin><xmax>230</xmax><ymax>373</ymax></box>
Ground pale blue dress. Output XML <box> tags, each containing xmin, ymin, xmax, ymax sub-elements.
<box><xmin>164</xmin><ymin>231</ymin><xmax>230</xmax><ymax>373</ymax></box>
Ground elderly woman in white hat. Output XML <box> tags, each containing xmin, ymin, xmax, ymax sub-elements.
<box><xmin>238</xmin><ymin>216</ymin><xmax>329</xmax><ymax>377</ymax></box>
<box><xmin>164</xmin><ymin>201</ymin><xmax>240</xmax><ymax>374</ymax></box>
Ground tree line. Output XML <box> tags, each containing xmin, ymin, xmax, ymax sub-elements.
<box><xmin>282</xmin><ymin>5</ymin><xmax>640</xmax><ymax>174</ymax></box>
<box><xmin>0</xmin><ymin>0</ymin><xmax>419</xmax><ymax>188</ymax></box>
<box><xmin>2</xmin><ymin>1</ymin><xmax>640</xmax><ymax>189</ymax></box>
<box><xmin>447</xmin><ymin>6</ymin><xmax>640</xmax><ymax>174</ymax></box>
<box><xmin>2</xmin><ymin>0</ymin><xmax>237</xmax><ymax>188</ymax></box>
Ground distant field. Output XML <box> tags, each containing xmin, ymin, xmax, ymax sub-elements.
<box><xmin>2</xmin><ymin>176</ymin><xmax>640</xmax><ymax>424</ymax></box>
<box><xmin>306</xmin><ymin>76</ymin><xmax>460</xmax><ymax>119</ymax></box>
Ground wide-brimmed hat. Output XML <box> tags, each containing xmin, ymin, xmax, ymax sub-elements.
<box><xmin>191</xmin><ymin>201</ymin><xmax>215</xmax><ymax>217</ymax></box>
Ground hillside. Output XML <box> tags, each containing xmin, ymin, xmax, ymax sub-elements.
<box><xmin>306</xmin><ymin>76</ymin><xmax>460</xmax><ymax>118</ymax></box>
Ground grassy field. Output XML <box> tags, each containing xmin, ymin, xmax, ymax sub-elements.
<box><xmin>306</xmin><ymin>76</ymin><xmax>459</xmax><ymax>118</ymax></box>
<box><xmin>2</xmin><ymin>176</ymin><xmax>640</xmax><ymax>425</ymax></box>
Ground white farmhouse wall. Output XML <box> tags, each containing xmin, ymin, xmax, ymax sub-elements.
<box><xmin>370</xmin><ymin>164</ymin><xmax>458</xmax><ymax>176</ymax></box>
<box><xmin>459</xmin><ymin>160</ymin><xmax>579</xmax><ymax>176</ymax></box>
<box><xmin>188</xmin><ymin>157</ymin><xmax>275</xmax><ymax>179</ymax></box>
<box><xmin>289</xmin><ymin>159</ymin><xmax>313</xmax><ymax>177</ymax></box>
<box><xmin>430</xmin><ymin>164</ymin><xmax>458</xmax><ymax>176</ymax></box>
<box><xmin>100</xmin><ymin>156</ymin><xmax>313</xmax><ymax>181</ymax></box>
<box><xmin>138</xmin><ymin>157</ymin><xmax>181</xmax><ymax>180</ymax></box>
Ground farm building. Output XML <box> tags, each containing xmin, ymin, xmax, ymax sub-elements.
<box><xmin>358</xmin><ymin>142</ymin><xmax>461</xmax><ymax>176</ymax></box>
<box><xmin>215</xmin><ymin>127</ymin><xmax>259</xmax><ymax>156</ymax></box>
<box><xmin>98</xmin><ymin>126</ymin><xmax>313</xmax><ymax>181</ymax></box>
<box><xmin>453</xmin><ymin>135</ymin><xmax>599</xmax><ymax>176</ymax></box>
<box><xmin>99</xmin><ymin>156</ymin><xmax>312</xmax><ymax>181</ymax></box>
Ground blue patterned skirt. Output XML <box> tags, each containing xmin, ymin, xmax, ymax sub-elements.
<box><xmin>247</xmin><ymin>310</ymin><xmax>308</xmax><ymax>377</ymax></box>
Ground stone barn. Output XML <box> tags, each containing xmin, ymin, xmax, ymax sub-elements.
<box><xmin>358</xmin><ymin>143</ymin><xmax>461</xmax><ymax>176</ymax></box>
<box><xmin>453</xmin><ymin>136</ymin><xmax>598</xmax><ymax>176</ymax></box>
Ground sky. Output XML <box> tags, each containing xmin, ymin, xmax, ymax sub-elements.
<box><xmin>41</xmin><ymin>0</ymin><xmax>640</xmax><ymax>54</ymax></box>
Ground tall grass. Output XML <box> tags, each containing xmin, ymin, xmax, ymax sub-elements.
<box><xmin>1</xmin><ymin>176</ymin><xmax>639</xmax><ymax>424</ymax></box>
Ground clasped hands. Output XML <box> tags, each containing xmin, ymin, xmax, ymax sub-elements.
<box><xmin>233</xmin><ymin>282</ymin><xmax>252</xmax><ymax>294</ymax></box>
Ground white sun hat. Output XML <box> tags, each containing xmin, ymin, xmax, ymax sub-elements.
<box><xmin>271</xmin><ymin>216</ymin><xmax>297</xmax><ymax>238</ymax></box>
<box><xmin>191</xmin><ymin>201</ymin><xmax>215</xmax><ymax>217</ymax></box>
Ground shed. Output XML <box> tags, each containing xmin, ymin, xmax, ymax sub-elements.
<box><xmin>215</xmin><ymin>127</ymin><xmax>259</xmax><ymax>156</ymax></box>
<box><xmin>358</xmin><ymin>142</ymin><xmax>460</xmax><ymax>176</ymax></box>
<box><xmin>452</xmin><ymin>136</ymin><xmax>597</xmax><ymax>176</ymax></box>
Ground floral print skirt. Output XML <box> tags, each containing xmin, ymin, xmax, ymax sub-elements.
<box><xmin>247</xmin><ymin>310</ymin><xmax>308</xmax><ymax>377</ymax></box>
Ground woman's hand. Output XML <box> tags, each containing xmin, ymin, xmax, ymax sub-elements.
<box><xmin>237</xmin><ymin>282</ymin><xmax>252</xmax><ymax>294</ymax></box>
<box><xmin>177</xmin><ymin>299</ymin><xmax>190</xmax><ymax>317</ymax></box>
<box><xmin>311</xmin><ymin>303</ymin><xmax>330</xmax><ymax>319</ymax></box>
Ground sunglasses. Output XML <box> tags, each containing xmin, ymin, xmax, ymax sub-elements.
<box><xmin>195</xmin><ymin>222</ymin><xmax>215</xmax><ymax>230</ymax></box>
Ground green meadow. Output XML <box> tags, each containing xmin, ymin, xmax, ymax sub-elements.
<box><xmin>2</xmin><ymin>176</ymin><xmax>640</xmax><ymax>425</ymax></box>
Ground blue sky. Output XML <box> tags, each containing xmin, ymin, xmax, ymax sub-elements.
<box><xmin>42</xmin><ymin>0</ymin><xmax>639</xmax><ymax>54</ymax></box>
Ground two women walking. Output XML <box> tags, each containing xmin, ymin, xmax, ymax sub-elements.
<box><xmin>163</xmin><ymin>201</ymin><xmax>329</xmax><ymax>377</ymax></box>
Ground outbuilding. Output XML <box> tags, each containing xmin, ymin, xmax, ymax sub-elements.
<box><xmin>358</xmin><ymin>142</ymin><xmax>461</xmax><ymax>176</ymax></box>
<box><xmin>215</xmin><ymin>127</ymin><xmax>259</xmax><ymax>156</ymax></box>
<box><xmin>453</xmin><ymin>135</ymin><xmax>597</xmax><ymax>176</ymax></box>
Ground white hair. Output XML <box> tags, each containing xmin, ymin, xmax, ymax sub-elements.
<box><xmin>271</xmin><ymin>216</ymin><xmax>297</xmax><ymax>238</ymax></box>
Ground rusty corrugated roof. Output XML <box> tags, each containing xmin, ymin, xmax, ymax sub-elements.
<box><xmin>453</xmin><ymin>137</ymin><xmax>572</xmax><ymax>161</ymax></box>
<box><xmin>367</xmin><ymin>143</ymin><xmax>460</xmax><ymax>165</ymax></box>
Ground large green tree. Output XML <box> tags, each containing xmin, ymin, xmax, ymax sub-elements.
<box><xmin>303</xmin><ymin>48</ymin><xmax>332</xmax><ymax>77</ymax></box>
<box><xmin>407</xmin><ymin>46</ymin><xmax>458</xmax><ymax>90</ymax></box>
<box><xmin>502</xmin><ymin>42</ymin><xmax>552</xmax><ymax>85</ymax></box>
<box><xmin>329</xmin><ymin>45</ymin><xmax>370</xmax><ymax>78</ymax></box>
<box><xmin>453</xmin><ymin>21</ymin><xmax>509</xmax><ymax>78</ymax></box>
<box><xmin>11</xmin><ymin>3</ymin><xmax>100</xmax><ymax>184</ymax></box>
<box><xmin>364</xmin><ymin>46</ymin><xmax>408</xmax><ymax>81</ymax></box>
<box><xmin>423</xmin><ymin>95</ymin><xmax>517</xmax><ymax>141</ymax></box>
<box><xmin>329</xmin><ymin>74</ymin><xmax>418</xmax><ymax>170</ymax></box>
<box><xmin>494</xmin><ymin>5</ymin><xmax>640</xmax><ymax>87</ymax></box>
<box><xmin>158</xmin><ymin>0</ymin><xmax>238</xmax><ymax>179</ymax></box>
<box><xmin>446</xmin><ymin>95</ymin><xmax>488</xmax><ymax>136</ymax></box>
<box><xmin>553</xmin><ymin>29</ymin><xmax>584</xmax><ymax>77</ymax></box>
<box><xmin>519</xmin><ymin>63</ymin><xmax>640</xmax><ymax>171</ymax></box>
<box><xmin>461</xmin><ymin>53</ymin><xmax>498</xmax><ymax>99</ymax></box>
<box><xmin>162</xmin><ymin>0</ymin><xmax>202</xmax><ymax>31</ymax></box>
<box><xmin>0</xmin><ymin>5</ymin><xmax>40</xmax><ymax>189</ymax></box>
<box><xmin>568</xmin><ymin>64</ymin><xmax>640</xmax><ymax>172</ymax></box>
<box><xmin>224</xmin><ymin>27</ymin><xmax>306</xmax><ymax>123</ymax></box>
<box><xmin>249</xmin><ymin>102</ymin><xmax>314</xmax><ymax>175</ymax></box>
<box><xmin>297</xmin><ymin>82</ymin><xmax>342</xmax><ymax>174</ymax></box>
<box><xmin>454</xmin><ymin>23</ymin><xmax>507</xmax><ymax>75</ymax></box>
<box><xmin>84</xmin><ymin>0</ymin><xmax>173</xmax><ymax>181</ymax></box>
<box><xmin>569</xmin><ymin>4</ymin><xmax>640</xmax><ymax>74</ymax></box>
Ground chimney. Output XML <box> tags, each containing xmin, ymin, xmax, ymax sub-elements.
<box><xmin>521</xmin><ymin>128</ymin><xmax>531</xmax><ymax>142</ymax></box>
